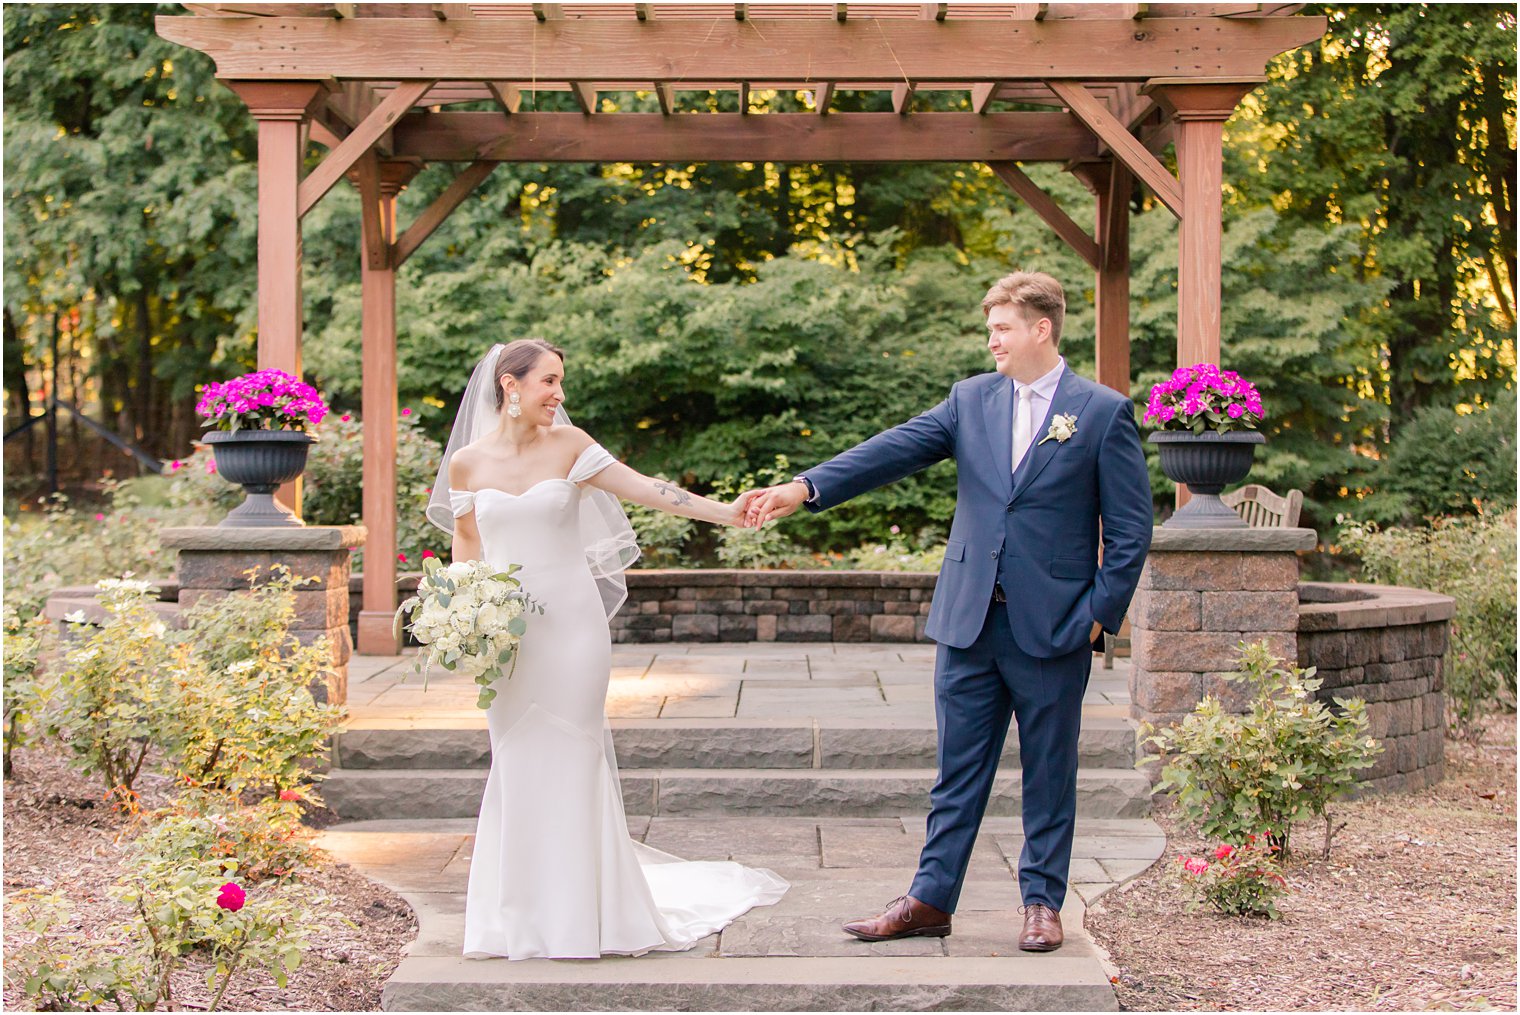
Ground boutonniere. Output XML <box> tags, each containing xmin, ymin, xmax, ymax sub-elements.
<box><xmin>1037</xmin><ymin>413</ymin><xmax>1078</xmax><ymax>447</ymax></box>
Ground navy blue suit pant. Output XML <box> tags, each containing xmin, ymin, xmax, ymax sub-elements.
<box><xmin>908</xmin><ymin>596</ymin><xmax>1091</xmax><ymax>913</ymax></box>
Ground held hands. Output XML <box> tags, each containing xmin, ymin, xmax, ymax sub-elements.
<box><xmin>727</xmin><ymin>489</ymin><xmax>770</xmax><ymax>528</ymax></box>
<box><xmin>744</xmin><ymin>481</ymin><xmax>809</xmax><ymax>528</ymax></box>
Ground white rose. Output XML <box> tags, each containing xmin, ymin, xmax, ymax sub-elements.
<box><xmin>476</xmin><ymin>602</ymin><xmax>500</xmax><ymax>632</ymax></box>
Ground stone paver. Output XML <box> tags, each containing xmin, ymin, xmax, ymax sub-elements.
<box><xmin>344</xmin><ymin>643</ymin><xmax>1136</xmax><ymax>728</ymax></box>
<box><xmin>322</xmin><ymin>643</ymin><xmax>1152</xmax><ymax>1010</ymax></box>
<box><xmin>318</xmin><ymin>816</ymin><xmax>1151</xmax><ymax>1011</ymax></box>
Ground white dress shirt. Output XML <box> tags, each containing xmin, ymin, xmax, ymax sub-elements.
<box><xmin>1012</xmin><ymin>357</ymin><xmax>1066</xmax><ymax>474</ymax></box>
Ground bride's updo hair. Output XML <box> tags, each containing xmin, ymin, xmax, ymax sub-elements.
<box><xmin>493</xmin><ymin>338</ymin><xmax>565</xmax><ymax>411</ymax></box>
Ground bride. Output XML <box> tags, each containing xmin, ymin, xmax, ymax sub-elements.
<box><xmin>424</xmin><ymin>338</ymin><xmax>788</xmax><ymax>961</ymax></box>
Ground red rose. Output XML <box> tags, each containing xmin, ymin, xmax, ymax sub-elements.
<box><xmin>278</xmin><ymin>789</ymin><xmax>302</xmax><ymax>802</ymax></box>
<box><xmin>216</xmin><ymin>882</ymin><xmax>246</xmax><ymax>912</ymax></box>
<box><xmin>1214</xmin><ymin>844</ymin><xmax>1235</xmax><ymax>860</ymax></box>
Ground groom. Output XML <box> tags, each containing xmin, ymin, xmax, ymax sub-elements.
<box><xmin>746</xmin><ymin>271</ymin><xmax>1152</xmax><ymax>951</ymax></box>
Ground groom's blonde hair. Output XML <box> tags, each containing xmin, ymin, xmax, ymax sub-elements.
<box><xmin>982</xmin><ymin>271</ymin><xmax>1065</xmax><ymax>346</ymax></box>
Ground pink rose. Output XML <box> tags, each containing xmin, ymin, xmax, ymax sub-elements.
<box><xmin>1182</xmin><ymin>857</ymin><xmax>1209</xmax><ymax>875</ymax></box>
<box><xmin>401</xmin><ymin>407</ymin><xmax>412</xmax><ymax>416</ymax></box>
<box><xmin>397</xmin><ymin>553</ymin><xmax>408</xmax><ymax>563</ymax></box>
<box><xmin>216</xmin><ymin>882</ymin><xmax>246</xmax><ymax>912</ymax></box>
<box><xmin>422</xmin><ymin>550</ymin><xmax>436</xmax><ymax>559</ymax></box>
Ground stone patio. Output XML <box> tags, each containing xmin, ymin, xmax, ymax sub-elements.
<box><xmin>316</xmin><ymin>644</ymin><xmax>1162</xmax><ymax>1011</ymax></box>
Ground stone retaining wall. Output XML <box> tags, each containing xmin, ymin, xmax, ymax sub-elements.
<box><xmin>1298</xmin><ymin>582</ymin><xmax>1453</xmax><ymax>794</ymax></box>
<box><xmin>609</xmin><ymin>570</ymin><xmax>937</xmax><ymax>644</ymax></box>
<box><xmin>353</xmin><ymin>570</ymin><xmax>938</xmax><ymax>644</ymax></box>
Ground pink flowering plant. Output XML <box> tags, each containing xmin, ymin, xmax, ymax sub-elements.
<box><xmin>195</xmin><ymin>370</ymin><xmax>328</xmax><ymax>434</ymax></box>
<box><xmin>1143</xmin><ymin>363</ymin><xmax>1264</xmax><ymax>434</ymax></box>
<box><xmin>1177</xmin><ymin>834</ymin><xmax>1289</xmax><ymax>918</ymax></box>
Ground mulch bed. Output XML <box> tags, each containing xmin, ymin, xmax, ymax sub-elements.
<box><xmin>1087</xmin><ymin>712</ymin><xmax>1518</xmax><ymax>1012</ymax></box>
<box><xmin>2</xmin><ymin>745</ymin><xmax>416</xmax><ymax>1012</ymax></box>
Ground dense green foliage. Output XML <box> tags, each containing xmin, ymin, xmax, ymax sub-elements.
<box><xmin>1339</xmin><ymin>510</ymin><xmax>1518</xmax><ymax>732</ymax></box>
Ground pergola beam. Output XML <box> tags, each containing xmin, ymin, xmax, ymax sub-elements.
<box><xmin>486</xmin><ymin>81</ymin><xmax>521</xmax><ymax>114</ymax></box>
<box><xmin>394</xmin><ymin>160</ymin><xmax>498</xmax><ymax>266</ymax></box>
<box><xmin>813</xmin><ymin>82</ymin><xmax>835</xmax><ymax>115</ymax></box>
<box><xmin>400</xmin><ymin>112</ymin><xmax>1100</xmax><ymax>163</ymax></box>
<box><xmin>297</xmin><ymin>79</ymin><xmax>432</xmax><ymax>217</ymax></box>
<box><xmin>989</xmin><ymin>162</ymin><xmax>1100</xmax><ymax>269</ymax></box>
<box><xmin>1046</xmin><ymin>79</ymin><xmax>1182</xmax><ymax>217</ymax></box>
<box><xmin>156</xmin><ymin>15</ymin><xmax>1328</xmax><ymax>82</ymax></box>
<box><xmin>892</xmin><ymin>82</ymin><xmax>915</xmax><ymax>115</ymax></box>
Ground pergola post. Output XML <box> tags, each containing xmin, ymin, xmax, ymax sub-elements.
<box><xmin>227</xmin><ymin>81</ymin><xmax>330</xmax><ymax>517</ymax></box>
<box><xmin>1141</xmin><ymin>80</ymin><xmax>1262</xmax><ymax>370</ymax></box>
<box><xmin>1072</xmin><ymin>160</ymin><xmax>1132</xmax><ymax>397</ymax></box>
<box><xmin>1142</xmin><ymin>80</ymin><xmax>1261</xmax><ymax>509</ymax></box>
<box><xmin>355</xmin><ymin>159</ymin><xmax>420</xmax><ymax>656</ymax></box>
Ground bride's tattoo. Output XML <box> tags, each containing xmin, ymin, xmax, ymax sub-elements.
<box><xmin>653</xmin><ymin>479</ymin><xmax>692</xmax><ymax>507</ymax></box>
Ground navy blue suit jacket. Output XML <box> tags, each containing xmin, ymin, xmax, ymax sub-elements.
<box><xmin>801</xmin><ymin>367</ymin><xmax>1153</xmax><ymax>658</ymax></box>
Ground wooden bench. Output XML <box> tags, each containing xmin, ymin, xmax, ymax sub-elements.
<box><xmin>1221</xmin><ymin>483</ymin><xmax>1304</xmax><ymax>528</ymax></box>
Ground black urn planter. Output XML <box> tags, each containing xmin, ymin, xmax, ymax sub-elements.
<box><xmin>1149</xmin><ymin>430</ymin><xmax>1266</xmax><ymax>529</ymax></box>
<box><xmin>202</xmin><ymin>429</ymin><xmax>316</xmax><ymax>528</ymax></box>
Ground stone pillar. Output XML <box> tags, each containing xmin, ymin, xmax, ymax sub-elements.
<box><xmin>1128</xmin><ymin>527</ymin><xmax>1316</xmax><ymax>732</ymax></box>
<box><xmin>161</xmin><ymin>526</ymin><xmax>366</xmax><ymax>705</ymax></box>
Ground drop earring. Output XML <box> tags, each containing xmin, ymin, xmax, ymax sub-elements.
<box><xmin>507</xmin><ymin>391</ymin><xmax>522</xmax><ymax>419</ymax></box>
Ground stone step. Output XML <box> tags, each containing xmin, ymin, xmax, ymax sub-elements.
<box><xmin>333</xmin><ymin>717</ymin><xmax>1139</xmax><ymax>771</ymax></box>
<box><xmin>316</xmin><ymin>815</ymin><xmax>1164</xmax><ymax>1012</ymax></box>
<box><xmin>380</xmin><ymin>954</ymin><xmax>1118</xmax><ymax>1011</ymax></box>
<box><xmin>321</xmin><ymin>766</ymin><xmax>1153</xmax><ymax>822</ymax></box>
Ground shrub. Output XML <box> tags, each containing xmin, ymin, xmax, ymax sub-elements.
<box><xmin>3</xmin><ymin>482</ymin><xmax>208</xmax><ymax>621</ymax></box>
<box><xmin>46</xmin><ymin>578</ymin><xmax>177</xmax><ymax>801</ymax></box>
<box><xmin>170</xmin><ymin>566</ymin><xmax>346</xmax><ymax>802</ymax></box>
<box><xmin>1339</xmin><ymin>510</ymin><xmax>1517</xmax><ymax>735</ymax></box>
<box><xmin>144</xmin><ymin>793</ymin><xmax>320</xmax><ymax>883</ymax></box>
<box><xmin>1176</xmin><ymin>837</ymin><xmax>1289</xmax><ymax>919</ymax></box>
<box><xmin>842</xmin><ymin>526</ymin><xmax>946</xmax><ymax>572</ymax></box>
<box><xmin>1141</xmin><ymin>640</ymin><xmax>1383</xmax><ymax>857</ymax></box>
<box><xmin>5</xmin><ymin>841</ymin><xmax>326</xmax><ymax>1013</ymax></box>
<box><xmin>1361</xmin><ymin>390</ymin><xmax>1517</xmax><ymax>524</ymax></box>
<box><xmin>118</xmin><ymin>826</ymin><xmax>323</xmax><ymax>1010</ymax></box>
<box><xmin>3</xmin><ymin>608</ymin><xmax>49</xmax><ymax>779</ymax></box>
<box><xmin>43</xmin><ymin>568</ymin><xmax>344</xmax><ymax>805</ymax></box>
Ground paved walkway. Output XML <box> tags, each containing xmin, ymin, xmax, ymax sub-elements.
<box><xmin>343</xmin><ymin>641</ymin><xmax>1135</xmax><ymax>725</ymax></box>
<box><xmin>319</xmin><ymin>645</ymin><xmax>1158</xmax><ymax>1011</ymax></box>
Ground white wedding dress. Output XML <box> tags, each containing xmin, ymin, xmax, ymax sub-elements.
<box><xmin>449</xmin><ymin>442</ymin><xmax>788</xmax><ymax>960</ymax></box>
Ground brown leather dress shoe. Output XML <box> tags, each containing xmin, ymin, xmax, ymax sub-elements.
<box><xmin>1018</xmin><ymin>903</ymin><xmax>1063</xmax><ymax>952</ymax></box>
<box><xmin>842</xmin><ymin>895</ymin><xmax>952</xmax><ymax>942</ymax></box>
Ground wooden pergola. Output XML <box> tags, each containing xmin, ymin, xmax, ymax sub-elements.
<box><xmin>157</xmin><ymin>1</ymin><xmax>1326</xmax><ymax>655</ymax></box>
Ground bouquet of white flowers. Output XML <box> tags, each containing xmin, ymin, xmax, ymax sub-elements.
<box><xmin>392</xmin><ymin>556</ymin><xmax>544</xmax><ymax>708</ymax></box>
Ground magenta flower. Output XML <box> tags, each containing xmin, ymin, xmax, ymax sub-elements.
<box><xmin>197</xmin><ymin>369</ymin><xmax>328</xmax><ymax>434</ymax></box>
<box><xmin>1144</xmin><ymin>363</ymin><xmax>1263</xmax><ymax>434</ymax></box>
<box><xmin>216</xmin><ymin>882</ymin><xmax>246</xmax><ymax>912</ymax></box>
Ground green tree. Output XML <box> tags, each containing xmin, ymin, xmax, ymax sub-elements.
<box><xmin>1229</xmin><ymin>3</ymin><xmax>1517</xmax><ymax>421</ymax></box>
